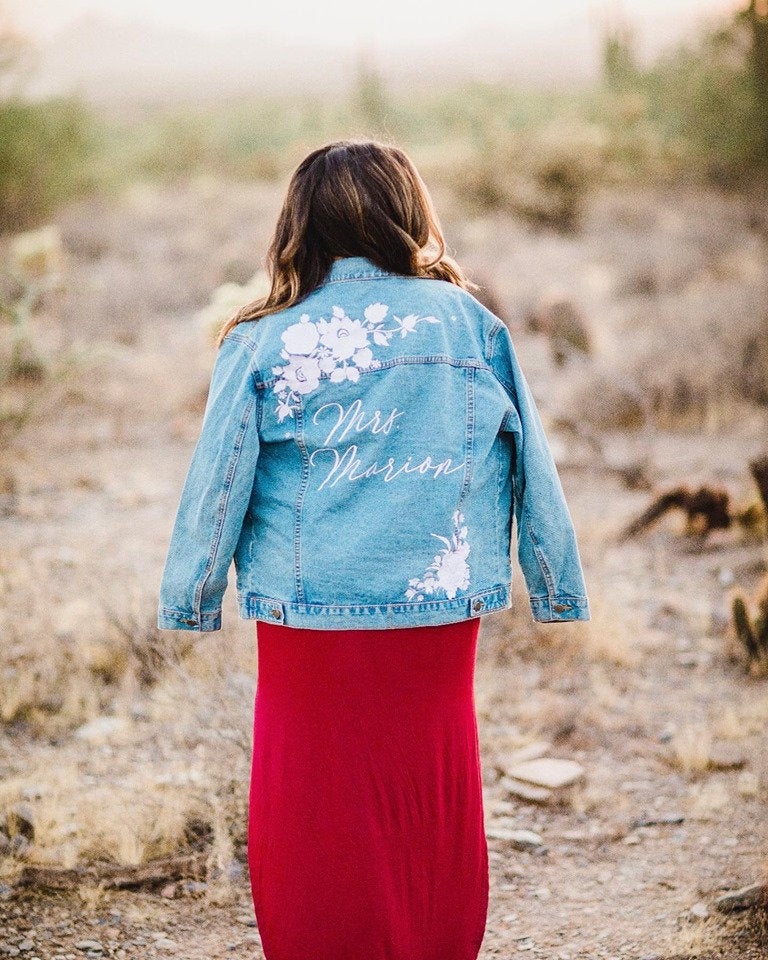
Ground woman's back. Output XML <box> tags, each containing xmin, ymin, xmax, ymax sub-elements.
<box><xmin>158</xmin><ymin>254</ymin><xmax>589</xmax><ymax>632</ymax></box>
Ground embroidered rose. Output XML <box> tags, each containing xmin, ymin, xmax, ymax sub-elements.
<box><xmin>271</xmin><ymin>301</ymin><xmax>440</xmax><ymax>422</ymax></box>
<box><xmin>281</xmin><ymin>314</ymin><xmax>320</xmax><ymax>355</ymax></box>
<box><xmin>277</xmin><ymin>355</ymin><xmax>321</xmax><ymax>395</ymax></box>
<box><xmin>352</xmin><ymin>347</ymin><xmax>374</xmax><ymax>369</ymax></box>
<box><xmin>317</xmin><ymin>308</ymin><xmax>370</xmax><ymax>361</ymax></box>
<box><xmin>405</xmin><ymin>510</ymin><xmax>471</xmax><ymax>602</ymax></box>
<box><xmin>364</xmin><ymin>302</ymin><xmax>388</xmax><ymax>325</ymax></box>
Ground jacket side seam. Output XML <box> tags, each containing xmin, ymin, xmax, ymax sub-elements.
<box><xmin>495</xmin><ymin>431</ymin><xmax>504</xmax><ymax>584</ymax></box>
<box><xmin>458</xmin><ymin>365</ymin><xmax>475</xmax><ymax>508</ymax></box>
<box><xmin>293</xmin><ymin>398</ymin><xmax>310</xmax><ymax>603</ymax></box>
<box><xmin>192</xmin><ymin>395</ymin><xmax>256</xmax><ymax>620</ymax></box>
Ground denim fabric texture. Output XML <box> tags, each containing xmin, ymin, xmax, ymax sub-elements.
<box><xmin>157</xmin><ymin>255</ymin><xmax>591</xmax><ymax>631</ymax></box>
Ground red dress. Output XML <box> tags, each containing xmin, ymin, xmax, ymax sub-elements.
<box><xmin>247</xmin><ymin>617</ymin><xmax>489</xmax><ymax>960</ymax></box>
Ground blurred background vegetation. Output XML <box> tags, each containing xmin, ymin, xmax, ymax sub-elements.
<box><xmin>1</xmin><ymin>1</ymin><xmax>767</xmax><ymax>236</ymax></box>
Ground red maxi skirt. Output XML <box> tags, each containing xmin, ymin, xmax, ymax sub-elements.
<box><xmin>247</xmin><ymin>617</ymin><xmax>489</xmax><ymax>960</ymax></box>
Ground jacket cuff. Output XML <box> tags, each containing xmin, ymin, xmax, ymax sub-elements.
<box><xmin>157</xmin><ymin>607</ymin><xmax>222</xmax><ymax>632</ymax></box>
<box><xmin>529</xmin><ymin>596</ymin><xmax>591</xmax><ymax>623</ymax></box>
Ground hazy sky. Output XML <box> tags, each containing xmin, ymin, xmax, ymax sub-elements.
<box><xmin>8</xmin><ymin>0</ymin><xmax>741</xmax><ymax>45</ymax></box>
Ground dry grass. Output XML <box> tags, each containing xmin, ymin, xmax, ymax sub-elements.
<box><xmin>669</xmin><ymin>724</ymin><xmax>715</xmax><ymax>776</ymax></box>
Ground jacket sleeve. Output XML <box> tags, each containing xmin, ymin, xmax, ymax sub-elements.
<box><xmin>157</xmin><ymin>333</ymin><xmax>262</xmax><ymax>631</ymax></box>
<box><xmin>486</xmin><ymin>318</ymin><xmax>590</xmax><ymax>623</ymax></box>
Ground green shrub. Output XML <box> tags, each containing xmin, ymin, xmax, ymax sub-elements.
<box><xmin>635</xmin><ymin>14</ymin><xmax>766</xmax><ymax>177</ymax></box>
<box><xmin>0</xmin><ymin>95</ymin><xmax>96</xmax><ymax>233</ymax></box>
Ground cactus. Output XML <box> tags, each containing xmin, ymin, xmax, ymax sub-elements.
<box><xmin>1</xmin><ymin>224</ymin><xmax>63</xmax><ymax>382</ymax></box>
<box><xmin>731</xmin><ymin>575</ymin><xmax>768</xmax><ymax>674</ymax></box>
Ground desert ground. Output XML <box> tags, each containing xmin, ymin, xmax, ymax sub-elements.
<box><xmin>1</xmin><ymin>176</ymin><xmax>767</xmax><ymax>958</ymax></box>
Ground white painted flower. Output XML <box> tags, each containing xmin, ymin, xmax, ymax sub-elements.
<box><xmin>352</xmin><ymin>347</ymin><xmax>374</xmax><ymax>369</ymax></box>
<box><xmin>405</xmin><ymin>510</ymin><xmax>471</xmax><ymax>602</ymax></box>
<box><xmin>364</xmin><ymin>302</ymin><xmax>389</xmax><ymax>325</ymax></box>
<box><xmin>279</xmin><ymin>355</ymin><xmax>321</xmax><ymax>395</ymax></box>
<box><xmin>281</xmin><ymin>314</ymin><xmax>320</xmax><ymax>354</ymax></box>
<box><xmin>432</xmin><ymin>540</ymin><xmax>471</xmax><ymax>598</ymax></box>
<box><xmin>271</xmin><ymin>301</ymin><xmax>441</xmax><ymax>420</ymax></box>
<box><xmin>317</xmin><ymin>314</ymin><xmax>369</xmax><ymax>361</ymax></box>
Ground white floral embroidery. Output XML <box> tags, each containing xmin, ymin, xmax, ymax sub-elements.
<box><xmin>405</xmin><ymin>510</ymin><xmax>471</xmax><ymax>601</ymax></box>
<box><xmin>271</xmin><ymin>303</ymin><xmax>440</xmax><ymax>422</ymax></box>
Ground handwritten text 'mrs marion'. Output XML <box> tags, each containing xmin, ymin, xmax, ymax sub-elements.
<box><xmin>309</xmin><ymin>399</ymin><xmax>464</xmax><ymax>490</ymax></box>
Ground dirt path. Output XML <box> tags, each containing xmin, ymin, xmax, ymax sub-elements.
<box><xmin>1</xmin><ymin>180</ymin><xmax>767</xmax><ymax>958</ymax></box>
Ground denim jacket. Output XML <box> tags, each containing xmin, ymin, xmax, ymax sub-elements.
<box><xmin>157</xmin><ymin>255</ymin><xmax>590</xmax><ymax>631</ymax></box>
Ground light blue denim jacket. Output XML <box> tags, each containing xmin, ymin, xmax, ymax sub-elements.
<box><xmin>157</xmin><ymin>255</ymin><xmax>590</xmax><ymax>631</ymax></box>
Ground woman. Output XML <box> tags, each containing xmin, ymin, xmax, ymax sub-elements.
<box><xmin>157</xmin><ymin>138</ymin><xmax>590</xmax><ymax>960</ymax></box>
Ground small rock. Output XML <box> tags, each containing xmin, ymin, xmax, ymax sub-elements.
<box><xmin>160</xmin><ymin>883</ymin><xmax>177</xmax><ymax>899</ymax></box>
<box><xmin>736</xmin><ymin>771</ymin><xmax>759</xmax><ymax>797</ymax></box>
<box><xmin>499</xmin><ymin>776</ymin><xmax>552</xmax><ymax>803</ymax></box>
<box><xmin>73</xmin><ymin>718</ymin><xmax>128</xmax><ymax>745</ymax></box>
<box><xmin>658</xmin><ymin>723</ymin><xmax>676</xmax><ymax>743</ymax></box>
<box><xmin>708</xmin><ymin>742</ymin><xmax>747</xmax><ymax>770</ymax></box>
<box><xmin>505</xmin><ymin>741</ymin><xmax>552</xmax><ymax>765</ymax></box>
<box><xmin>505</xmin><ymin>757</ymin><xmax>585</xmax><ymax>789</ymax></box>
<box><xmin>632</xmin><ymin>813</ymin><xmax>685</xmax><ymax>828</ymax></box>
<box><xmin>74</xmin><ymin>942</ymin><xmax>103</xmax><ymax>953</ymax></box>
<box><xmin>624</xmin><ymin>832</ymin><xmax>642</xmax><ymax>845</ymax></box>
<box><xmin>20</xmin><ymin>786</ymin><xmax>43</xmax><ymax>801</ymax></box>
<box><xmin>182</xmin><ymin>880</ymin><xmax>207</xmax><ymax>895</ymax></box>
<box><xmin>717</xmin><ymin>567</ymin><xmax>735</xmax><ymax>587</ymax></box>
<box><xmin>485</xmin><ymin>828</ymin><xmax>543</xmax><ymax>851</ymax></box>
<box><xmin>689</xmin><ymin>901</ymin><xmax>709</xmax><ymax>919</ymax></box>
<box><xmin>10</xmin><ymin>835</ymin><xmax>30</xmax><ymax>855</ymax></box>
<box><xmin>714</xmin><ymin>883</ymin><xmax>767</xmax><ymax>913</ymax></box>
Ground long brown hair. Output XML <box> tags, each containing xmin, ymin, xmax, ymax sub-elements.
<box><xmin>216</xmin><ymin>138</ymin><xmax>477</xmax><ymax>346</ymax></box>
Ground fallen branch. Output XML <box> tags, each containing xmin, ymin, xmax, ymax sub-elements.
<box><xmin>619</xmin><ymin>485</ymin><xmax>732</xmax><ymax>542</ymax></box>
<box><xmin>12</xmin><ymin>851</ymin><xmax>208</xmax><ymax>892</ymax></box>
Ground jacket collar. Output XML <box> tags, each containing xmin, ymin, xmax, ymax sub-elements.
<box><xmin>324</xmin><ymin>255</ymin><xmax>399</xmax><ymax>283</ymax></box>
